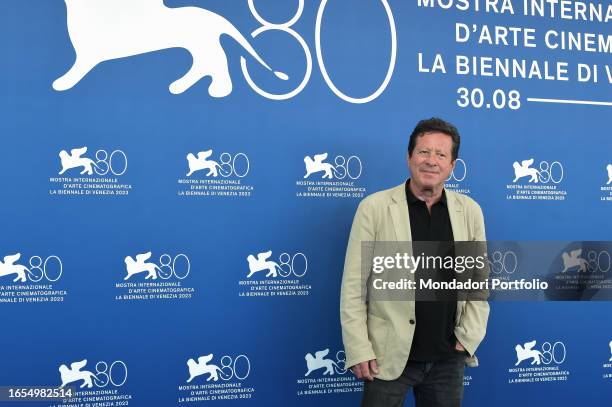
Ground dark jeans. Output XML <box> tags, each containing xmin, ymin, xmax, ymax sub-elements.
<box><xmin>361</xmin><ymin>354</ymin><xmax>466</xmax><ymax>407</ymax></box>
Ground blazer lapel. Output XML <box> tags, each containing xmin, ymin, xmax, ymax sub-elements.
<box><xmin>389</xmin><ymin>184</ymin><xmax>412</xmax><ymax>241</ymax></box>
<box><xmin>388</xmin><ymin>184</ymin><xmax>415</xmax><ymax>298</ymax></box>
<box><xmin>446</xmin><ymin>190</ymin><xmax>467</xmax><ymax>241</ymax></box>
<box><xmin>446</xmin><ymin>190</ymin><xmax>470</xmax><ymax>308</ymax></box>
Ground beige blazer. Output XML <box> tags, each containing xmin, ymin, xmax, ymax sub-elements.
<box><xmin>340</xmin><ymin>182</ymin><xmax>489</xmax><ymax>380</ymax></box>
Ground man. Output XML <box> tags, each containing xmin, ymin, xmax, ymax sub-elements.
<box><xmin>340</xmin><ymin>118</ymin><xmax>489</xmax><ymax>407</ymax></box>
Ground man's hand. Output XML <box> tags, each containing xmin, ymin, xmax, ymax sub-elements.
<box><xmin>351</xmin><ymin>359</ymin><xmax>379</xmax><ymax>381</ymax></box>
<box><xmin>455</xmin><ymin>341</ymin><xmax>466</xmax><ymax>352</ymax></box>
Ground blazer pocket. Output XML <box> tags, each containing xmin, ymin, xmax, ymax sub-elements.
<box><xmin>367</xmin><ymin>313</ymin><xmax>390</xmax><ymax>362</ymax></box>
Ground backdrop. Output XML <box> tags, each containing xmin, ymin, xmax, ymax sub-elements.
<box><xmin>1</xmin><ymin>1</ymin><xmax>611</xmax><ymax>406</ymax></box>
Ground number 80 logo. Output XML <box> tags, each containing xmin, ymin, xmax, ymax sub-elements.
<box><xmin>241</xmin><ymin>0</ymin><xmax>397</xmax><ymax>103</ymax></box>
<box><xmin>446</xmin><ymin>158</ymin><xmax>466</xmax><ymax>182</ymax></box>
<box><xmin>28</xmin><ymin>256</ymin><xmax>63</xmax><ymax>282</ymax></box>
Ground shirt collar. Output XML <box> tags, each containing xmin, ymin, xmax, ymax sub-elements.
<box><xmin>405</xmin><ymin>179</ymin><xmax>447</xmax><ymax>206</ymax></box>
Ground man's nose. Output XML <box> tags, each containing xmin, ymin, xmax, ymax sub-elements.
<box><xmin>424</xmin><ymin>155</ymin><xmax>437</xmax><ymax>166</ymax></box>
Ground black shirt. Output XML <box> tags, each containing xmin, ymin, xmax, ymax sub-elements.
<box><xmin>405</xmin><ymin>179</ymin><xmax>458</xmax><ymax>361</ymax></box>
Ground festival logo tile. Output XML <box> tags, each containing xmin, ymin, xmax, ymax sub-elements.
<box><xmin>552</xmin><ymin>246</ymin><xmax>612</xmax><ymax>291</ymax></box>
<box><xmin>507</xmin><ymin>340</ymin><xmax>570</xmax><ymax>384</ymax></box>
<box><xmin>506</xmin><ymin>158</ymin><xmax>567</xmax><ymax>201</ymax></box>
<box><xmin>600</xmin><ymin>163</ymin><xmax>611</xmax><ymax>202</ymax></box>
<box><xmin>238</xmin><ymin>250</ymin><xmax>311</xmax><ymax>297</ymax></box>
<box><xmin>49</xmin><ymin>147</ymin><xmax>133</xmax><ymax>197</ymax></box>
<box><xmin>296</xmin><ymin>153</ymin><xmax>366</xmax><ymax>199</ymax></box>
<box><xmin>0</xmin><ymin>253</ymin><xmax>68</xmax><ymax>304</ymax></box>
<box><xmin>296</xmin><ymin>348</ymin><xmax>363</xmax><ymax>397</ymax></box>
<box><xmin>114</xmin><ymin>252</ymin><xmax>196</xmax><ymax>301</ymax></box>
<box><xmin>603</xmin><ymin>340</ymin><xmax>612</xmax><ymax>380</ymax></box>
<box><xmin>177</xmin><ymin>353</ymin><xmax>255</xmax><ymax>403</ymax></box>
<box><xmin>177</xmin><ymin>149</ymin><xmax>254</xmax><ymax>198</ymax></box>
<box><xmin>444</xmin><ymin>158</ymin><xmax>471</xmax><ymax>195</ymax></box>
<box><xmin>49</xmin><ymin>358</ymin><xmax>133</xmax><ymax>407</ymax></box>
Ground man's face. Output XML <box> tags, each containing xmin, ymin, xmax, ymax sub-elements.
<box><xmin>407</xmin><ymin>132</ymin><xmax>455</xmax><ymax>191</ymax></box>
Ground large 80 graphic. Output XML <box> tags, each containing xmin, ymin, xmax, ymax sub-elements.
<box><xmin>241</xmin><ymin>0</ymin><xmax>397</xmax><ymax>103</ymax></box>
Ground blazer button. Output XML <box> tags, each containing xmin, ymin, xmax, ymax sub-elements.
<box><xmin>409</xmin><ymin>319</ymin><xmax>415</xmax><ymax>325</ymax></box>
